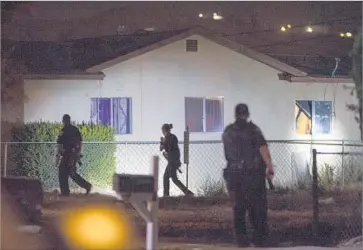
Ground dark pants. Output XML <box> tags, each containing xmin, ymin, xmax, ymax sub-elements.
<box><xmin>224</xmin><ymin>168</ymin><xmax>268</xmax><ymax>246</ymax></box>
<box><xmin>58</xmin><ymin>152</ymin><xmax>91</xmax><ymax>195</ymax></box>
<box><xmin>163</xmin><ymin>163</ymin><xmax>191</xmax><ymax>196</ymax></box>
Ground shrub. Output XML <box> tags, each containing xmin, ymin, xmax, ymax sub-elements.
<box><xmin>343</xmin><ymin>161</ymin><xmax>363</xmax><ymax>184</ymax></box>
<box><xmin>197</xmin><ymin>177</ymin><xmax>227</xmax><ymax>197</ymax></box>
<box><xmin>318</xmin><ymin>163</ymin><xmax>337</xmax><ymax>188</ymax></box>
<box><xmin>9</xmin><ymin>122</ymin><xmax>116</xmax><ymax>190</ymax></box>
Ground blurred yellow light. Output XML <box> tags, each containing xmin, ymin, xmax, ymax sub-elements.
<box><xmin>59</xmin><ymin>205</ymin><xmax>134</xmax><ymax>250</ymax></box>
<box><xmin>198</xmin><ymin>13</ymin><xmax>203</xmax><ymax>18</ymax></box>
<box><xmin>346</xmin><ymin>32</ymin><xmax>352</xmax><ymax>37</ymax></box>
<box><xmin>281</xmin><ymin>26</ymin><xmax>287</xmax><ymax>32</ymax></box>
<box><xmin>340</xmin><ymin>33</ymin><xmax>345</xmax><ymax>37</ymax></box>
<box><xmin>287</xmin><ymin>24</ymin><xmax>292</xmax><ymax>28</ymax></box>
<box><xmin>306</xmin><ymin>27</ymin><xmax>313</xmax><ymax>33</ymax></box>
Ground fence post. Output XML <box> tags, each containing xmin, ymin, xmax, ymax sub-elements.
<box><xmin>4</xmin><ymin>142</ymin><xmax>8</xmax><ymax>177</ymax></box>
<box><xmin>183</xmin><ymin>126</ymin><xmax>190</xmax><ymax>189</ymax></box>
<box><xmin>312</xmin><ymin>149</ymin><xmax>319</xmax><ymax>238</ymax></box>
<box><xmin>341</xmin><ymin>140</ymin><xmax>345</xmax><ymax>187</ymax></box>
<box><xmin>125</xmin><ymin>142</ymin><xmax>128</xmax><ymax>171</ymax></box>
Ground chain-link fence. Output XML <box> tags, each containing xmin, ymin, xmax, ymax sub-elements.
<box><xmin>312</xmin><ymin>145</ymin><xmax>363</xmax><ymax>242</ymax></box>
<box><xmin>2</xmin><ymin>140</ymin><xmax>362</xmax><ymax>194</ymax></box>
<box><xmin>1</xmin><ymin>139</ymin><xmax>362</xmax><ymax>244</ymax></box>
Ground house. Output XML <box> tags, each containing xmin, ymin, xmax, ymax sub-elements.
<box><xmin>2</xmin><ymin>27</ymin><xmax>361</xmax><ymax>194</ymax></box>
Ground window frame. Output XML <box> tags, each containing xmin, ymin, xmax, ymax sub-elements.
<box><xmin>295</xmin><ymin>100</ymin><xmax>333</xmax><ymax>136</ymax></box>
<box><xmin>90</xmin><ymin>97</ymin><xmax>132</xmax><ymax>135</ymax></box>
<box><xmin>185</xmin><ymin>96</ymin><xmax>224</xmax><ymax>133</ymax></box>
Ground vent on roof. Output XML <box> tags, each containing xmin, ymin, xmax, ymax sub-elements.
<box><xmin>186</xmin><ymin>39</ymin><xmax>198</xmax><ymax>52</ymax></box>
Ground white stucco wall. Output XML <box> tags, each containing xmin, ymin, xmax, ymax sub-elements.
<box><xmin>24</xmin><ymin>35</ymin><xmax>360</xmax><ymax>141</ymax></box>
<box><xmin>23</xmin><ymin>35</ymin><xmax>362</xmax><ymax>195</ymax></box>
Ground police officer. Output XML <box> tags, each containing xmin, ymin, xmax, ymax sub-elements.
<box><xmin>56</xmin><ymin>114</ymin><xmax>92</xmax><ymax>196</ymax></box>
<box><xmin>160</xmin><ymin>123</ymin><xmax>194</xmax><ymax>197</ymax></box>
<box><xmin>222</xmin><ymin>104</ymin><xmax>274</xmax><ymax>247</ymax></box>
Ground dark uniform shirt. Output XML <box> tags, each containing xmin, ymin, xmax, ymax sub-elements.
<box><xmin>57</xmin><ymin>125</ymin><xmax>83</xmax><ymax>153</ymax></box>
<box><xmin>163</xmin><ymin>133</ymin><xmax>181</xmax><ymax>166</ymax></box>
<box><xmin>222</xmin><ymin>120</ymin><xmax>267</xmax><ymax>173</ymax></box>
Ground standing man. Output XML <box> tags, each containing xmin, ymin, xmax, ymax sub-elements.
<box><xmin>222</xmin><ymin>104</ymin><xmax>274</xmax><ymax>247</ymax></box>
<box><xmin>56</xmin><ymin>114</ymin><xmax>92</xmax><ymax>196</ymax></box>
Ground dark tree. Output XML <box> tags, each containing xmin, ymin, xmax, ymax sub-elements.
<box><xmin>352</xmin><ymin>29</ymin><xmax>362</xmax><ymax>141</ymax></box>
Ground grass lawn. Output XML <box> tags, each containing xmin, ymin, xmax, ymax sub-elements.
<box><xmin>39</xmin><ymin>188</ymin><xmax>362</xmax><ymax>248</ymax></box>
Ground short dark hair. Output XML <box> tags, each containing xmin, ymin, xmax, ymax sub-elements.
<box><xmin>235</xmin><ymin>103</ymin><xmax>250</xmax><ymax>118</ymax></box>
<box><xmin>62</xmin><ymin>114</ymin><xmax>71</xmax><ymax>124</ymax></box>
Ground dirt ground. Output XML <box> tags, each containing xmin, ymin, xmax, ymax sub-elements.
<box><xmin>38</xmin><ymin>188</ymin><xmax>362</xmax><ymax>249</ymax></box>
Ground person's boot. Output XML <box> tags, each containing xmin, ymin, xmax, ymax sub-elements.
<box><xmin>185</xmin><ymin>190</ymin><xmax>194</xmax><ymax>197</ymax></box>
<box><xmin>85</xmin><ymin>185</ymin><xmax>92</xmax><ymax>195</ymax></box>
<box><xmin>236</xmin><ymin>234</ymin><xmax>250</xmax><ymax>247</ymax></box>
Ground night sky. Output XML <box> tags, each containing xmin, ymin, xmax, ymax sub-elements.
<box><xmin>2</xmin><ymin>2</ymin><xmax>362</xmax><ymax>58</ymax></box>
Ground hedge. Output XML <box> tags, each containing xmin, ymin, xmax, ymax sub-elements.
<box><xmin>9</xmin><ymin>122</ymin><xmax>116</xmax><ymax>191</ymax></box>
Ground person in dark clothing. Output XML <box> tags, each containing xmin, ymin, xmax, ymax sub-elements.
<box><xmin>160</xmin><ymin>123</ymin><xmax>194</xmax><ymax>197</ymax></box>
<box><xmin>56</xmin><ymin>114</ymin><xmax>92</xmax><ymax>196</ymax></box>
<box><xmin>222</xmin><ymin>104</ymin><xmax>274</xmax><ymax>248</ymax></box>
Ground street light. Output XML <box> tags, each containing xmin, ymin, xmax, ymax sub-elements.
<box><xmin>280</xmin><ymin>26</ymin><xmax>287</xmax><ymax>32</ymax></box>
<box><xmin>287</xmin><ymin>24</ymin><xmax>292</xmax><ymax>29</ymax></box>
<box><xmin>198</xmin><ymin>13</ymin><xmax>203</xmax><ymax>18</ymax></box>
<box><xmin>340</xmin><ymin>33</ymin><xmax>345</xmax><ymax>37</ymax></box>
<box><xmin>346</xmin><ymin>32</ymin><xmax>353</xmax><ymax>37</ymax></box>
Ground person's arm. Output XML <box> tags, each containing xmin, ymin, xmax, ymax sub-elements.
<box><xmin>159</xmin><ymin>137</ymin><xmax>165</xmax><ymax>152</ymax></box>
<box><xmin>56</xmin><ymin>130</ymin><xmax>64</xmax><ymax>156</ymax></box>
<box><xmin>222</xmin><ymin>129</ymin><xmax>232</xmax><ymax>162</ymax></box>
<box><xmin>166</xmin><ymin>135</ymin><xmax>179</xmax><ymax>161</ymax></box>
<box><xmin>170</xmin><ymin>135</ymin><xmax>178</xmax><ymax>150</ymax></box>
<box><xmin>76</xmin><ymin>127</ymin><xmax>83</xmax><ymax>156</ymax></box>
<box><xmin>253</xmin><ymin>125</ymin><xmax>274</xmax><ymax>178</ymax></box>
<box><xmin>260</xmin><ymin>146</ymin><xmax>273</xmax><ymax>170</ymax></box>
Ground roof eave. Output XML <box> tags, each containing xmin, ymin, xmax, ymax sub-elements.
<box><xmin>86</xmin><ymin>29</ymin><xmax>197</xmax><ymax>73</ymax></box>
<box><xmin>198</xmin><ymin>29</ymin><xmax>307</xmax><ymax>77</ymax></box>
<box><xmin>24</xmin><ymin>73</ymin><xmax>105</xmax><ymax>80</ymax></box>
<box><xmin>278</xmin><ymin>73</ymin><xmax>354</xmax><ymax>84</ymax></box>
<box><xmin>86</xmin><ymin>27</ymin><xmax>308</xmax><ymax>77</ymax></box>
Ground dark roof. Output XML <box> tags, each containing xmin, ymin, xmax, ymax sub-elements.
<box><xmin>2</xmin><ymin>27</ymin><xmax>353</xmax><ymax>77</ymax></box>
<box><xmin>268</xmin><ymin>54</ymin><xmax>352</xmax><ymax>77</ymax></box>
<box><xmin>2</xmin><ymin>28</ymin><xmax>190</xmax><ymax>75</ymax></box>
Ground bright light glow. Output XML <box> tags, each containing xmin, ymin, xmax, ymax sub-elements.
<box><xmin>213</xmin><ymin>14</ymin><xmax>223</xmax><ymax>20</ymax></box>
<box><xmin>340</xmin><ymin>33</ymin><xmax>345</xmax><ymax>37</ymax></box>
<box><xmin>306</xmin><ymin>27</ymin><xmax>313</xmax><ymax>33</ymax></box>
<box><xmin>287</xmin><ymin>24</ymin><xmax>292</xmax><ymax>28</ymax></box>
<box><xmin>346</xmin><ymin>32</ymin><xmax>352</xmax><ymax>37</ymax></box>
<box><xmin>198</xmin><ymin>13</ymin><xmax>203</xmax><ymax>18</ymax></box>
<box><xmin>280</xmin><ymin>26</ymin><xmax>287</xmax><ymax>32</ymax></box>
<box><xmin>59</xmin><ymin>205</ymin><xmax>135</xmax><ymax>250</ymax></box>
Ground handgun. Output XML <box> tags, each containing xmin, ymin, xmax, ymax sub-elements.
<box><xmin>267</xmin><ymin>178</ymin><xmax>275</xmax><ymax>190</ymax></box>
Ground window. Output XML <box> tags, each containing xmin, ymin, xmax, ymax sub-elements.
<box><xmin>295</xmin><ymin>100</ymin><xmax>332</xmax><ymax>135</ymax></box>
<box><xmin>186</xmin><ymin>39</ymin><xmax>198</xmax><ymax>52</ymax></box>
<box><xmin>185</xmin><ymin>97</ymin><xmax>224</xmax><ymax>132</ymax></box>
<box><xmin>90</xmin><ymin>97</ymin><xmax>132</xmax><ymax>134</ymax></box>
